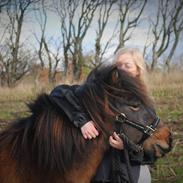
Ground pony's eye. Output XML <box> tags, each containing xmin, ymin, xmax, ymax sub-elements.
<box><xmin>129</xmin><ymin>106</ymin><xmax>140</xmax><ymax>111</ymax></box>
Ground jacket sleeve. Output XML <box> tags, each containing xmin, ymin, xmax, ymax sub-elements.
<box><xmin>50</xmin><ymin>84</ymin><xmax>91</xmax><ymax>128</ymax></box>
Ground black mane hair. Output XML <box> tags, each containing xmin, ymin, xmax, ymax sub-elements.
<box><xmin>80</xmin><ymin>64</ymin><xmax>153</xmax><ymax>109</ymax></box>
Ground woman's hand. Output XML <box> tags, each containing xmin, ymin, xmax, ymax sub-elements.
<box><xmin>109</xmin><ymin>132</ymin><xmax>124</xmax><ymax>150</ymax></box>
<box><xmin>81</xmin><ymin>121</ymin><xmax>99</xmax><ymax>139</ymax></box>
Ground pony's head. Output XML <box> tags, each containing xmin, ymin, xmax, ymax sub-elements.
<box><xmin>78</xmin><ymin>64</ymin><xmax>172</xmax><ymax>162</ymax></box>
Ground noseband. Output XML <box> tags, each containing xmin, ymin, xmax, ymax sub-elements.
<box><xmin>115</xmin><ymin>113</ymin><xmax>160</xmax><ymax>136</ymax></box>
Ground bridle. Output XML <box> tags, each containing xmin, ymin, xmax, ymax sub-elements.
<box><xmin>110</xmin><ymin>112</ymin><xmax>161</xmax><ymax>183</ymax></box>
<box><xmin>115</xmin><ymin>113</ymin><xmax>160</xmax><ymax>136</ymax></box>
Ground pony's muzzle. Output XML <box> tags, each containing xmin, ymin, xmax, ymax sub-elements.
<box><xmin>142</xmin><ymin>126</ymin><xmax>172</xmax><ymax>160</ymax></box>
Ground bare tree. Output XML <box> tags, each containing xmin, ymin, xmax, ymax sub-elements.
<box><xmin>164</xmin><ymin>0</ymin><xmax>183</xmax><ymax>71</ymax></box>
<box><xmin>43</xmin><ymin>38</ymin><xmax>62</xmax><ymax>83</ymax></box>
<box><xmin>94</xmin><ymin>0</ymin><xmax>117</xmax><ymax>66</ymax></box>
<box><xmin>0</xmin><ymin>0</ymin><xmax>40</xmax><ymax>87</ymax></box>
<box><xmin>34</xmin><ymin>0</ymin><xmax>62</xmax><ymax>83</ymax></box>
<box><xmin>149</xmin><ymin>0</ymin><xmax>172</xmax><ymax>70</ymax></box>
<box><xmin>53</xmin><ymin>0</ymin><xmax>103</xmax><ymax>80</ymax></box>
<box><xmin>0</xmin><ymin>46</ymin><xmax>9</xmax><ymax>86</ymax></box>
<box><xmin>115</xmin><ymin>0</ymin><xmax>147</xmax><ymax>52</ymax></box>
<box><xmin>53</xmin><ymin>0</ymin><xmax>78</xmax><ymax>79</ymax></box>
<box><xmin>34</xmin><ymin>0</ymin><xmax>47</xmax><ymax>68</ymax></box>
<box><xmin>146</xmin><ymin>0</ymin><xmax>183</xmax><ymax>71</ymax></box>
<box><xmin>72</xmin><ymin>0</ymin><xmax>104</xmax><ymax>79</ymax></box>
<box><xmin>0</xmin><ymin>0</ymin><xmax>9</xmax><ymax>12</ymax></box>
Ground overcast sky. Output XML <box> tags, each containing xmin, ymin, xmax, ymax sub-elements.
<box><xmin>1</xmin><ymin>0</ymin><xmax>183</xmax><ymax>61</ymax></box>
<box><xmin>34</xmin><ymin>0</ymin><xmax>183</xmax><ymax>59</ymax></box>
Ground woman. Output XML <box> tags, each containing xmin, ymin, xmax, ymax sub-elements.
<box><xmin>114</xmin><ymin>48</ymin><xmax>151</xmax><ymax>183</ymax></box>
<box><xmin>50</xmin><ymin>47</ymin><xmax>151</xmax><ymax>183</ymax></box>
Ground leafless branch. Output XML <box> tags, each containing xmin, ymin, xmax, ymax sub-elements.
<box><xmin>115</xmin><ymin>0</ymin><xmax>147</xmax><ymax>52</ymax></box>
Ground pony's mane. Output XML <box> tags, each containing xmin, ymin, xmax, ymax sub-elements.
<box><xmin>0</xmin><ymin>94</ymin><xmax>98</xmax><ymax>174</ymax></box>
<box><xmin>79</xmin><ymin>64</ymin><xmax>153</xmax><ymax>110</ymax></box>
<box><xmin>103</xmin><ymin>65</ymin><xmax>151</xmax><ymax>103</ymax></box>
<box><xmin>0</xmin><ymin>64</ymin><xmax>154</xmax><ymax>174</ymax></box>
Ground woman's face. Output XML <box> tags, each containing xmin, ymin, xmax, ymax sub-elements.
<box><xmin>116</xmin><ymin>53</ymin><xmax>139</xmax><ymax>77</ymax></box>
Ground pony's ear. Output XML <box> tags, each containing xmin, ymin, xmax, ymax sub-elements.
<box><xmin>111</xmin><ymin>69</ymin><xmax>119</xmax><ymax>84</ymax></box>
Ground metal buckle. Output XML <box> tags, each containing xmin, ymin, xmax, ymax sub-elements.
<box><xmin>116</xmin><ymin>113</ymin><xmax>127</xmax><ymax>122</ymax></box>
<box><xmin>144</xmin><ymin>125</ymin><xmax>155</xmax><ymax>135</ymax></box>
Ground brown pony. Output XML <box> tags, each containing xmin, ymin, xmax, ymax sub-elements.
<box><xmin>0</xmin><ymin>65</ymin><xmax>172</xmax><ymax>183</ymax></box>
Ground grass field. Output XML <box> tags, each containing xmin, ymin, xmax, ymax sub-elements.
<box><xmin>0</xmin><ymin>71</ymin><xmax>183</xmax><ymax>182</ymax></box>
<box><xmin>148</xmin><ymin>71</ymin><xmax>183</xmax><ymax>183</ymax></box>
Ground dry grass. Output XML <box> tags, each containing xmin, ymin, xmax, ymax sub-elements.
<box><xmin>0</xmin><ymin>83</ymin><xmax>53</xmax><ymax>102</ymax></box>
<box><xmin>148</xmin><ymin>71</ymin><xmax>183</xmax><ymax>97</ymax></box>
<box><xmin>0</xmin><ymin>84</ymin><xmax>35</xmax><ymax>101</ymax></box>
<box><xmin>147</xmin><ymin>71</ymin><xmax>183</xmax><ymax>182</ymax></box>
<box><xmin>0</xmin><ymin>83</ymin><xmax>55</xmax><ymax>121</ymax></box>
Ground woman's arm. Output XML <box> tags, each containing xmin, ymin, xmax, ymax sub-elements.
<box><xmin>50</xmin><ymin>84</ymin><xmax>99</xmax><ymax>139</ymax></box>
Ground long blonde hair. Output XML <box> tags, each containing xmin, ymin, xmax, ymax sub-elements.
<box><xmin>113</xmin><ymin>47</ymin><xmax>147</xmax><ymax>84</ymax></box>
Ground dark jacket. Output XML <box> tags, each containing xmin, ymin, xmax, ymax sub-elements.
<box><xmin>50</xmin><ymin>84</ymin><xmax>140</xmax><ymax>183</ymax></box>
<box><xmin>50</xmin><ymin>84</ymin><xmax>91</xmax><ymax>127</ymax></box>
